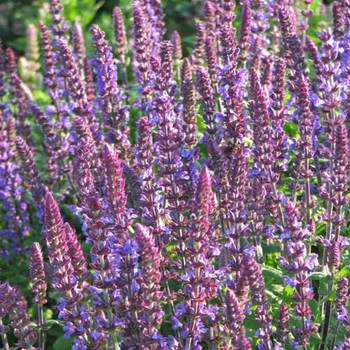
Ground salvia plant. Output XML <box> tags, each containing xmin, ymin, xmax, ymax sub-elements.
<box><xmin>1</xmin><ymin>0</ymin><xmax>350</xmax><ymax>349</ymax></box>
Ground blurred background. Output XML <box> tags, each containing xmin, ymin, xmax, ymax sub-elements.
<box><xmin>0</xmin><ymin>0</ymin><xmax>204</xmax><ymax>55</ymax></box>
<box><xmin>0</xmin><ymin>0</ymin><xmax>335</xmax><ymax>56</ymax></box>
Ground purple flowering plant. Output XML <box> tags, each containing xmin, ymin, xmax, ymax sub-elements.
<box><xmin>1</xmin><ymin>0</ymin><xmax>350</xmax><ymax>349</ymax></box>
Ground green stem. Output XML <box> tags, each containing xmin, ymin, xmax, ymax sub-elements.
<box><xmin>0</xmin><ymin>318</ymin><xmax>9</xmax><ymax>350</ymax></box>
<box><xmin>330</xmin><ymin>321</ymin><xmax>340</xmax><ymax>350</ymax></box>
<box><xmin>37</xmin><ymin>304</ymin><xmax>45</xmax><ymax>350</ymax></box>
<box><xmin>319</xmin><ymin>299</ymin><xmax>332</xmax><ymax>350</ymax></box>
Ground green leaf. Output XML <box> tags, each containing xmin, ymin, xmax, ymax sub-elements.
<box><xmin>262</xmin><ymin>265</ymin><xmax>283</xmax><ymax>282</ymax></box>
<box><xmin>44</xmin><ymin>308</ymin><xmax>54</xmax><ymax>320</ymax></box>
<box><xmin>337</xmin><ymin>265</ymin><xmax>350</xmax><ymax>279</ymax></box>
<box><xmin>41</xmin><ymin>320</ymin><xmax>64</xmax><ymax>331</ymax></box>
<box><xmin>310</xmin><ymin>272</ymin><xmax>328</xmax><ymax>280</ymax></box>
<box><xmin>196</xmin><ymin>113</ymin><xmax>206</xmax><ymax>132</ymax></box>
<box><xmin>284</xmin><ymin>121</ymin><xmax>299</xmax><ymax>138</ymax></box>
<box><xmin>53</xmin><ymin>336</ymin><xmax>73</xmax><ymax>350</ymax></box>
<box><xmin>32</xmin><ymin>90</ymin><xmax>51</xmax><ymax>105</ymax></box>
<box><xmin>283</xmin><ymin>285</ymin><xmax>295</xmax><ymax>299</ymax></box>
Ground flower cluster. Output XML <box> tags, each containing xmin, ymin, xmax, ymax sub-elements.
<box><xmin>1</xmin><ymin>0</ymin><xmax>350</xmax><ymax>349</ymax></box>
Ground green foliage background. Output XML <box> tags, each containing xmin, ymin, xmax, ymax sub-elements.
<box><xmin>0</xmin><ymin>0</ymin><xmax>335</xmax><ymax>59</ymax></box>
<box><xmin>0</xmin><ymin>0</ymin><xmax>204</xmax><ymax>55</ymax></box>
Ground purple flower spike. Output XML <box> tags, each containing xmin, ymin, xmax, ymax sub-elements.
<box><xmin>219</xmin><ymin>23</ymin><xmax>238</xmax><ymax>69</ymax></box>
<box><xmin>0</xmin><ymin>283</ymin><xmax>37</xmax><ymax>348</ymax></box>
<box><xmin>196</xmin><ymin>165</ymin><xmax>215</xmax><ymax>234</ymax></box>
<box><xmin>5</xmin><ymin>48</ymin><xmax>17</xmax><ymax>74</ymax></box>
<box><xmin>171</xmin><ymin>31</ymin><xmax>182</xmax><ymax>61</ymax></box>
<box><xmin>276</xmin><ymin>303</ymin><xmax>289</xmax><ymax>343</ymax></box>
<box><xmin>181</xmin><ymin>58</ymin><xmax>197</xmax><ymax>147</ymax></box>
<box><xmin>15</xmin><ymin>136</ymin><xmax>44</xmax><ymax>207</ymax></box>
<box><xmin>102</xmin><ymin>143</ymin><xmax>127</xmax><ymax>226</ymax></box>
<box><xmin>48</xmin><ymin>0</ymin><xmax>69</xmax><ymax>41</ymax></box>
<box><xmin>44</xmin><ymin>191</ymin><xmax>75</xmax><ymax>292</ymax></box>
<box><xmin>192</xmin><ymin>20</ymin><xmax>206</xmax><ymax>66</ymax></box>
<box><xmin>132</xmin><ymin>1</ymin><xmax>152</xmax><ymax>85</ymax></box>
<box><xmin>64</xmin><ymin>223</ymin><xmax>88</xmax><ymax>281</ymax></box>
<box><xmin>72</xmin><ymin>21</ymin><xmax>86</xmax><ymax>68</ymax></box>
<box><xmin>240</xmin><ymin>1</ymin><xmax>252</xmax><ymax>55</ymax></box>
<box><xmin>203</xmin><ymin>0</ymin><xmax>216</xmax><ymax>33</ymax></box>
<box><xmin>113</xmin><ymin>6</ymin><xmax>127</xmax><ymax>61</ymax></box>
<box><xmin>58</xmin><ymin>39</ymin><xmax>88</xmax><ymax>112</ymax></box>
<box><xmin>196</xmin><ymin>66</ymin><xmax>216</xmax><ymax>134</ymax></box>
<box><xmin>83</xmin><ymin>58</ymin><xmax>95</xmax><ymax>104</ymax></box>
<box><xmin>205</xmin><ymin>33</ymin><xmax>218</xmax><ymax>84</ymax></box>
<box><xmin>30</xmin><ymin>242</ymin><xmax>47</xmax><ymax>305</ymax></box>
<box><xmin>242</xmin><ymin>254</ymin><xmax>272</xmax><ymax>349</ymax></box>
<box><xmin>0</xmin><ymin>42</ymin><xmax>6</xmax><ymax>102</ymax></box>
<box><xmin>336</xmin><ymin>277</ymin><xmax>349</xmax><ymax>317</ymax></box>
<box><xmin>40</xmin><ymin>24</ymin><xmax>58</xmax><ymax>99</ymax></box>
<box><xmin>133</xmin><ymin>223</ymin><xmax>164</xmax><ymax>345</ymax></box>
<box><xmin>90</xmin><ymin>24</ymin><xmax>129</xmax><ymax>149</ymax></box>
<box><xmin>225</xmin><ymin>289</ymin><xmax>251</xmax><ymax>349</ymax></box>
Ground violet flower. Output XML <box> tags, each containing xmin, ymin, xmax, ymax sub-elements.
<box><xmin>113</xmin><ymin>6</ymin><xmax>128</xmax><ymax>62</ymax></box>
<box><xmin>242</xmin><ymin>253</ymin><xmax>272</xmax><ymax>349</ymax></box>
<box><xmin>203</xmin><ymin>0</ymin><xmax>216</xmax><ymax>33</ymax></box>
<box><xmin>72</xmin><ymin>21</ymin><xmax>86</xmax><ymax>70</ymax></box>
<box><xmin>225</xmin><ymin>289</ymin><xmax>251</xmax><ymax>349</ymax></box>
<box><xmin>101</xmin><ymin>143</ymin><xmax>127</xmax><ymax>231</ymax></box>
<box><xmin>333</xmin><ymin>0</ymin><xmax>345</xmax><ymax>40</ymax></box>
<box><xmin>278</xmin><ymin>200</ymin><xmax>318</xmax><ymax>346</ymax></box>
<box><xmin>58</xmin><ymin>39</ymin><xmax>88</xmax><ymax>113</ymax></box>
<box><xmin>270</xmin><ymin>57</ymin><xmax>288</xmax><ymax>173</ymax></box>
<box><xmin>192</xmin><ymin>20</ymin><xmax>206</xmax><ymax>67</ymax></box>
<box><xmin>15</xmin><ymin>136</ymin><xmax>45</xmax><ymax>208</ymax></box>
<box><xmin>30</xmin><ymin>242</ymin><xmax>47</xmax><ymax>305</ymax></box>
<box><xmin>44</xmin><ymin>192</ymin><xmax>77</xmax><ymax>293</ymax></box>
<box><xmin>83</xmin><ymin>58</ymin><xmax>95</xmax><ymax>104</ymax></box>
<box><xmin>7</xmin><ymin>71</ymin><xmax>33</xmax><ymax>144</ymax></box>
<box><xmin>196</xmin><ymin>66</ymin><xmax>216</xmax><ymax>135</ymax></box>
<box><xmin>30</xmin><ymin>242</ymin><xmax>47</xmax><ymax>349</ymax></box>
<box><xmin>40</xmin><ymin>24</ymin><xmax>58</xmax><ymax>100</ymax></box>
<box><xmin>135</xmin><ymin>115</ymin><xmax>164</xmax><ymax>241</ymax></box>
<box><xmin>127</xmin><ymin>223</ymin><xmax>165</xmax><ymax>347</ymax></box>
<box><xmin>0</xmin><ymin>283</ymin><xmax>37</xmax><ymax>349</ymax></box>
<box><xmin>5</xmin><ymin>48</ymin><xmax>16</xmax><ymax>75</ymax></box>
<box><xmin>219</xmin><ymin>23</ymin><xmax>238</xmax><ymax>68</ymax></box>
<box><xmin>336</xmin><ymin>277</ymin><xmax>349</xmax><ymax>318</ymax></box>
<box><xmin>0</xmin><ymin>115</ymin><xmax>30</xmax><ymax>256</ymax></box>
<box><xmin>44</xmin><ymin>192</ymin><xmax>97</xmax><ymax>346</ymax></box>
<box><xmin>239</xmin><ymin>1</ymin><xmax>252</xmax><ymax>58</ymax></box>
<box><xmin>90</xmin><ymin>24</ymin><xmax>130</xmax><ymax>153</ymax></box>
<box><xmin>180</xmin><ymin>166</ymin><xmax>218</xmax><ymax>350</ymax></box>
<box><xmin>181</xmin><ymin>58</ymin><xmax>197</xmax><ymax>147</ymax></box>
<box><xmin>205</xmin><ymin>32</ymin><xmax>218</xmax><ymax>86</ymax></box>
<box><xmin>28</xmin><ymin>101</ymin><xmax>61</xmax><ymax>182</ymax></box>
<box><xmin>64</xmin><ymin>223</ymin><xmax>88</xmax><ymax>282</ymax></box>
<box><xmin>219</xmin><ymin>0</ymin><xmax>236</xmax><ymax>25</ymax></box>
<box><xmin>132</xmin><ymin>1</ymin><xmax>152</xmax><ymax>86</ymax></box>
<box><xmin>48</xmin><ymin>0</ymin><xmax>69</xmax><ymax>42</ymax></box>
<box><xmin>276</xmin><ymin>303</ymin><xmax>289</xmax><ymax>344</ymax></box>
<box><xmin>0</xmin><ymin>43</ymin><xmax>6</xmax><ymax>105</ymax></box>
<box><xmin>171</xmin><ymin>31</ymin><xmax>182</xmax><ymax>61</ymax></box>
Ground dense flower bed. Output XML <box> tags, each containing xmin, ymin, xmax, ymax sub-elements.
<box><xmin>1</xmin><ymin>0</ymin><xmax>350</xmax><ymax>349</ymax></box>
